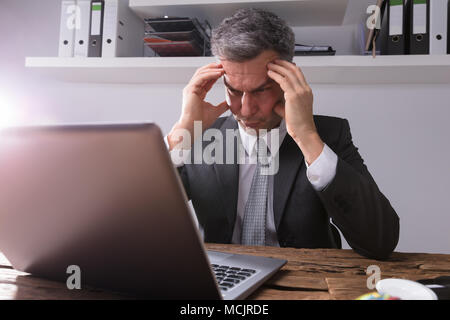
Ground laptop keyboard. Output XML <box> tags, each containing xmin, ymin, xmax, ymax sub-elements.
<box><xmin>211</xmin><ymin>264</ymin><xmax>256</xmax><ymax>292</ymax></box>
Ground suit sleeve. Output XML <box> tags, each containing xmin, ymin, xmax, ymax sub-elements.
<box><xmin>163</xmin><ymin>135</ymin><xmax>192</xmax><ymax>200</ymax></box>
<box><xmin>177</xmin><ymin>166</ymin><xmax>192</xmax><ymax>201</ymax></box>
<box><xmin>317</xmin><ymin>119</ymin><xmax>400</xmax><ymax>260</ymax></box>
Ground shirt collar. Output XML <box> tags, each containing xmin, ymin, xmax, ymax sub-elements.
<box><xmin>237</xmin><ymin>118</ymin><xmax>287</xmax><ymax>158</ymax></box>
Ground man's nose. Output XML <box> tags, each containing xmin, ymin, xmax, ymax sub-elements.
<box><xmin>240</xmin><ymin>92</ymin><xmax>257</xmax><ymax>118</ymax></box>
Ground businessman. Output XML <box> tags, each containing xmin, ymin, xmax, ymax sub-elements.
<box><xmin>166</xmin><ymin>8</ymin><xmax>399</xmax><ymax>260</ymax></box>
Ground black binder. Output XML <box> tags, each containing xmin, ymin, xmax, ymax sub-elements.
<box><xmin>88</xmin><ymin>0</ymin><xmax>105</xmax><ymax>57</ymax></box>
<box><xmin>406</xmin><ymin>0</ymin><xmax>430</xmax><ymax>55</ymax></box>
<box><xmin>381</xmin><ymin>0</ymin><xmax>407</xmax><ymax>55</ymax></box>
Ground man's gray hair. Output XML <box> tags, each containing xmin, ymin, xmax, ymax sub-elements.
<box><xmin>211</xmin><ymin>8</ymin><xmax>295</xmax><ymax>62</ymax></box>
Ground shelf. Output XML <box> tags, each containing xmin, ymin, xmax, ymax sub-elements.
<box><xmin>25</xmin><ymin>55</ymin><xmax>450</xmax><ymax>85</ymax></box>
<box><xmin>129</xmin><ymin>0</ymin><xmax>350</xmax><ymax>27</ymax></box>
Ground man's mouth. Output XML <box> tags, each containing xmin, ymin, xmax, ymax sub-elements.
<box><xmin>241</xmin><ymin>120</ymin><xmax>261</xmax><ymax>128</ymax></box>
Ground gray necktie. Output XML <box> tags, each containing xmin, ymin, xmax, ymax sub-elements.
<box><xmin>241</xmin><ymin>138</ymin><xmax>270</xmax><ymax>246</ymax></box>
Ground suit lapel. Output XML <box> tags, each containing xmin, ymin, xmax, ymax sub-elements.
<box><xmin>273</xmin><ymin>135</ymin><xmax>305</xmax><ymax>229</ymax></box>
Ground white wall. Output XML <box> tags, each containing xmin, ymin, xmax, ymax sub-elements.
<box><xmin>1</xmin><ymin>0</ymin><xmax>450</xmax><ymax>254</ymax></box>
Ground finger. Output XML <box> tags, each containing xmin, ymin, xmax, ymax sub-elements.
<box><xmin>193</xmin><ymin>62</ymin><xmax>223</xmax><ymax>77</ymax></box>
<box><xmin>195</xmin><ymin>68</ymin><xmax>224</xmax><ymax>78</ymax></box>
<box><xmin>204</xmin><ymin>101</ymin><xmax>229</xmax><ymax>120</ymax></box>
<box><xmin>275</xmin><ymin>59</ymin><xmax>309</xmax><ymax>88</ymax></box>
<box><xmin>267</xmin><ymin>61</ymin><xmax>302</xmax><ymax>89</ymax></box>
<box><xmin>273</xmin><ymin>100</ymin><xmax>285</xmax><ymax>119</ymax></box>
<box><xmin>267</xmin><ymin>69</ymin><xmax>294</xmax><ymax>93</ymax></box>
<box><xmin>187</xmin><ymin>71</ymin><xmax>224</xmax><ymax>97</ymax></box>
<box><xmin>191</xmin><ymin>70</ymin><xmax>224</xmax><ymax>88</ymax></box>
<box><xmin>203</xmin><ymin>79</ymin><xmax>217</xmax><ymax>93</ymax></box>
<box><xmin>198</xmin><ymin>65</ymin><xmax>223</xmax><ymax>75</ymax></box>
<box><xmin>204</xmin><ymin>73</ymin><xmax>224</xmax><ymax>92</ymax></box>
<box><xmin>201</xmin><ymin>73</ymin><xmax>224</xmax><ymax>90</ymax></box>
<box><xmin>213</xmin><ymin>101</ymin><xmax>230</xmax><ymax>115</ymax></box>
<box><xmin>269</xmin><ymin>63</ymin><xmax>307</xmax><ymax>93</ymax></box>
<box><xmin>198</xmin><ymin>68</ymin><xmax>224</xmax><ymax>85</ymax></box>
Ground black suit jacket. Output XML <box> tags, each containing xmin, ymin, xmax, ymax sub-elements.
<box><xmin>177</xmin><ymin>115</ymin><xmax>399</xmax><ymax>260</ymax></box>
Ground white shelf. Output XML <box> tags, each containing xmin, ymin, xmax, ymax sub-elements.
<box><xmin>129</xmin><ymin>0</ymin><xmax>350</xmax><ymax>27</ymax></box>
<box><xmin>25</xmin><ymin>55</ymin><xmax>450</xmax><ymax>85</ymax></box>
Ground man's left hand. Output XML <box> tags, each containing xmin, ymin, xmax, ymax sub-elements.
<box><xmin>267</xmin><ymin>59</ymin><xmax>324</xmax><ymax>164</ymax></box>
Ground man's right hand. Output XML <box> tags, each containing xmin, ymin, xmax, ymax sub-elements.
<box><xmin>167</xmin><ymin>62</ymin><xmax>229</xmax><ymax>151</ymax></box>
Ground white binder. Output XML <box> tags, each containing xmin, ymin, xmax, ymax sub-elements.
<box><xmin>102</xmin><ymin>0</ymin><xmax>144</xmax><ymax>57</ymax></box>
<box><xmin>74</xmin><ymin>0</ymin><xmax>91</xmax><ymax>57</ymax></box>
<box><xmin>58</xmin><ymin>0</ymin><xmax>78</xmax><ymax>57</ymax></box>
<box><xmin>430</xmin><ymin>0</ymin><xmax>448</xmax><ymax>55</ymax></box>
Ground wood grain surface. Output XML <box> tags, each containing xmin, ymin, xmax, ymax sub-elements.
<box><xmin>1</xmin><ymin>244</ymin><xmax>449</xmax><ymax>300</ymax></box>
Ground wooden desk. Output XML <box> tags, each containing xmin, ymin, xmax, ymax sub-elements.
<box><xmin>1</xmin><ymin>244</ymin><xmax>449</xmax><ymax>300</ymax></box>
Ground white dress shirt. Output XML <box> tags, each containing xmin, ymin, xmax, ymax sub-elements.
<box><xmin>165</xmin><ymin>118</ymin><xmax>338</xmax><ymax>246</ymax></box>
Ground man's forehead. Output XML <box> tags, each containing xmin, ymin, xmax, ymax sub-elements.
<box><xmin>219</xmin><ymin>50</ymin><xmax>279</xmax><ymax>73</ymax></box>
<box><xmin>223</xmin><ymin>75</ymin><xmax>275</xmax><ymax>92</ymax></box>
<box><xmin>221</xmin><ymin>60</ymin><xmax>275</xmax><ymax>75</ymax></box>
<box><xmin>219</xmin><ymin>50</ymin><xmax>279</xmax><ymax>91</ymax></box>
<box><xmin>221</xmin><ymin>65</ymin><xmax>267</xmax><ymax>79</ymax></box>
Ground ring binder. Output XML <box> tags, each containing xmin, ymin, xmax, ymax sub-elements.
<box><xmin>88</xmin><ymin>0</ymin><xmax>105</xmax><ymax>57</ymax></box>
<box><xmin>430</xmin><ymin>0</ymin><xmax>448</xmax><ymax>55</ymax></box>
<box><xmin>58</xmin><ymin>0</ymin><xmax>78</xmax><ymax>57</ymax></box>
<box><xmin>407</xmin><ymin>0</ymin><xmax>430</xmax><ymax>55</ymax></box>
<box><xmin>387</xmin><ymin>0</ymin><xmax>407</xmax><ymax>55</ymax></box>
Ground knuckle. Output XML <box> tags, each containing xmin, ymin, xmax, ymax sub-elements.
<box><xmin>305</xmin><ymin>86</ymin><xmax>312</xmax><ymax>94</ymax></box>
<box><xmin>195</xmin><ymin>65</ymin><xmax>206</xmax><ymax>73</ymax></box>
<box><xmin>295</xmin><ymin>88</ymin><xmax>305</xmax><ymax>96</ymax></box>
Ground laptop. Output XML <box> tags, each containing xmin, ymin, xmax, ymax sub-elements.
<box><xmin>0</xmin><ymin>123</ymin><xmax>286</xmax><ymax>300</ymax></box>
